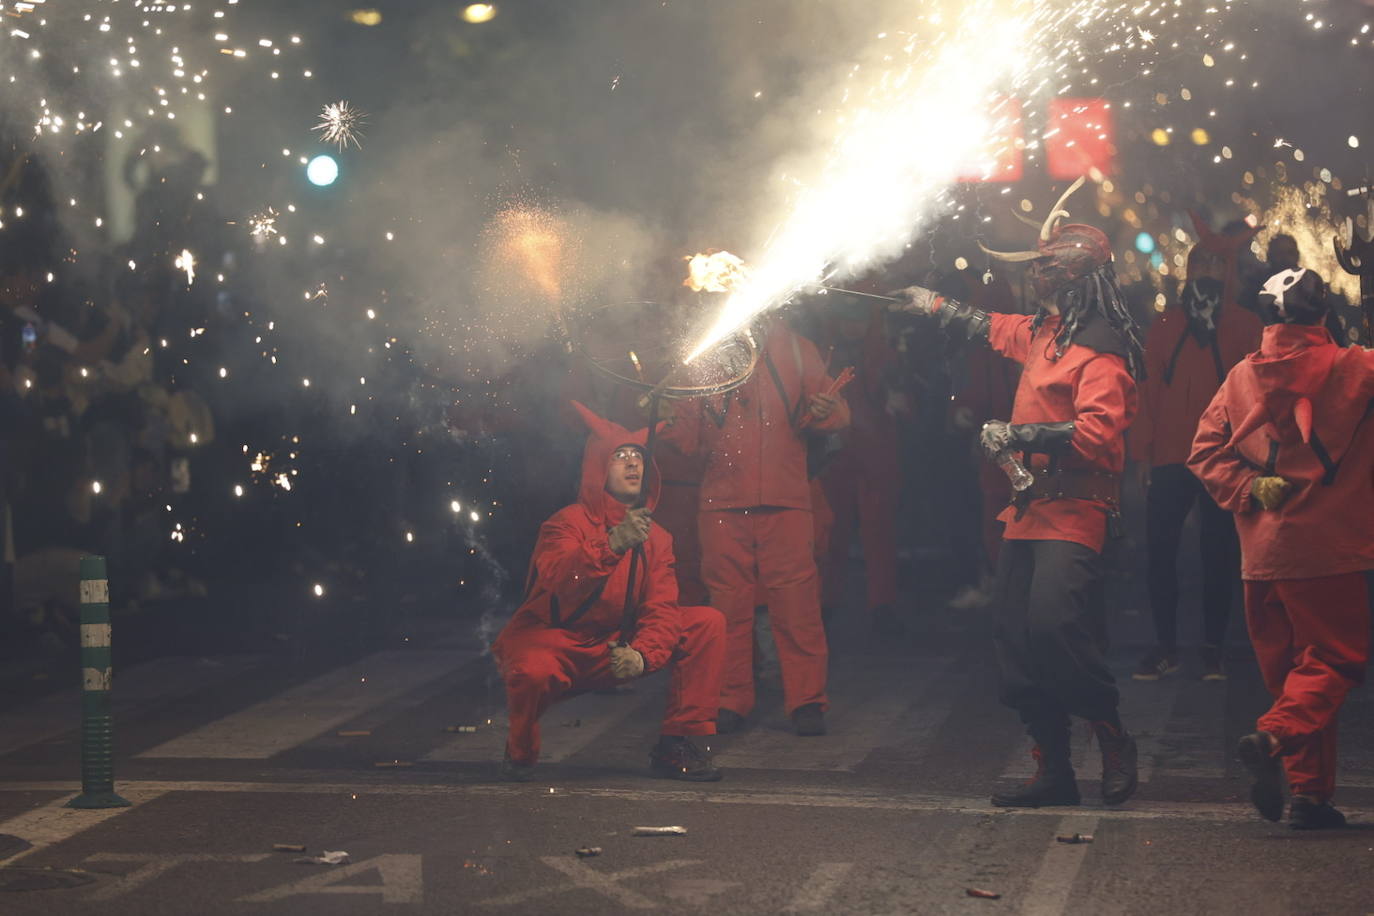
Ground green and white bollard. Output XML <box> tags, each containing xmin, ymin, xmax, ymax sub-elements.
<box><xmin>66</xmin><ymin>555</ymin><xmax>129</xmax><ymax>809</ymax></box>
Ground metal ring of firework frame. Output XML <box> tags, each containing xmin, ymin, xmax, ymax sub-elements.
<box><xmin>572</xmin><ymin>300</ymin><xmax>760</xmax><ymax>400</ymax></box>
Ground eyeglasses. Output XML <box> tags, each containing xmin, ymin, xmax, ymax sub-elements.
<box><xmin>611</xmin><ymin>447</ymin><xmax>644</xmax><ymax>463</ymax></box>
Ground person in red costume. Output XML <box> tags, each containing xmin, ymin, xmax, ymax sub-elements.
<box><xmin>493</xmin><ymin>402</ymin><xmax>726</xmax><ymax>782</ymax></box>
<box><xmin>1189</xmin><ymin>267</ymin><xmax>1374</xmax><ymax>830</ymax></box>
<box><xmin>1131</xmin><ymin>217</ymin><xmax>1263</xmax><ymax>681</ymax></box>
<box><xmin>812</xmin><ymin>292</ymin><xmax>905</xmax><ymax>636</ymax></box>
<box><xmin>665</xmin><ymin>314</ymin><xmax>849</xmax><ymax>737</ymax></box>
<box><xmin>889</xmin><ymin>178</ymin><xmax>1144</xmax><ymax>808</ymax></box>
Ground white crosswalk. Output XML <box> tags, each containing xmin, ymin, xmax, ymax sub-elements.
<box><xmin>137</xmin><ymin>650</ymin><xmax>477</xmax><ymax>759</ymax></box>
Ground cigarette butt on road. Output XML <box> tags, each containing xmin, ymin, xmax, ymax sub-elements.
<box><xmin>1056</xmin><ymin>833</ymin><xmax>1094</xmax><ymax>844</ymax></box>
<box><xmin>575</xmin><ymin>847</ymin><xmax>602</xmax><ymax>858</ymax></box>
<box><xmin>272</xmin><ymin>844</ymin><xmax>307</xmax><ymax>853</ymax></box>
<box><xmin>336</xmin><ymin>730</ymin><xmax>371</xmax><ymax>737</ymax></box>
<box><xmin>966</xmin><ymin>888</ymin><xmax>1001</xmax><ymax>900</ymax></box>
<box><xmin>373</xmin><ymin>760</ymin><xmax>414</xmax><ymax>768</ymax></box>
<box><xmin>444</xmin><ymin>725</ymin><xmax>479</xmax><ymax>733</ymax></box>
<box><xmin>632</xmin><ymin>826</ymin><xmax>688</xmax><ymax>837</ymax></box>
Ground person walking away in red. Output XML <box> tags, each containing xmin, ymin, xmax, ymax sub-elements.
<box><xmin>665</xmin><ymin>315</ymin><xmax>849</xmax><ymax>737</ymax></box>
<box><xmin>1189</xmin><ymin>268</ymin><xmax>1374</xmax><ymax>829</ymax></box>
<box><xmin>814</xmin><ymin>292</ymin><xmax>905</xmax><ymax>636</ymax></box>
<box><xmin>1131</xmin><ymin>219</ymin><xmax>1262</xmax><ymax>681</ymax></box>
<box><xmin>889</xmin><ymin>178</ymin><xmax>1144</xmax><ymax>808</ymax></box>
<box><xmin>493</xmin><ymin>402</ymin><xmax>725</xmax><ymax>782</ymax></box>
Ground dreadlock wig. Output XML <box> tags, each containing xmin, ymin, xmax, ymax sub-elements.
<box><xmin>980</xmin><ymin>176</ymin><xmax>1146</xmax><ymax>380</ymax></box>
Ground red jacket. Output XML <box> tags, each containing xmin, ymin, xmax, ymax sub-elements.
<box><xmin>813</xmin><ymin>308</ymin><xmax>901</xmax><ymax>482</ymax></box>
<box><xmin>989</xmin><ymin>312</ymin><xmax>1138</xmax><ymax>552</ymax></box>
<box><xmin>1132</xmin><ymin>302</ymin><xmax>1261</xmax><ymax>467</ymax></box>
<box><xmin>667</xmin><ymin>318</ymin><xmax>850</xmax><ymax>511</ymax></box>
<box><xmin>494</xmin><ymin>403</ymin><xmax>684</xmax><ymax>672</ymax></box>
<box><xmin>1188</xmin><ymin>324</ymin><xmax>1374</xmax><ymax>581</ymax></box>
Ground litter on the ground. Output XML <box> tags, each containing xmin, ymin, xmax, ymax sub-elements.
<box><xmin>575</xmin><ymin>846</ymin><xmax>602</xmax><ymax>857</ymax></box>
<box><xmin>373</xmin><ymin>760</ymin><xmax>413</xmax><ymax>767</ymax></box>
<box><xmin>444</xmin><ymin>725</ymin><xmax>478</xmax><ymax>733</ymax></box>
<box><xmin>272</xmin><ymin>843</ymin><xmax>306</xmax><ymax>853</ymax></box>
<box><xmin>294</xmin><ymin>850</ymin><xmax>351</xmax><ymax>866</ymax></box>
<box><xmin>1056</xmin><ymin>833</ymin><xmax>1094</xmax><ymax>844</ymax></box>
<box><xmin>966</xmin><ymin>887</ymin><xmax>1001</xmax><ymax>899</ymax></box>
<box><xmin>336</xmin><ymin>730</ymin><xmax>371</xmax><ymax>737</ymax></box>
<box><xmin>632</xmin><ymin>826</ymin><xmax>688</xmax><ymax>836</ymax></box>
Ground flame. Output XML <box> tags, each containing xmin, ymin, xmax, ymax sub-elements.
<box><xmin>684</xmin><ymin>250</ymin><xmax>749</xmax><ymax>294</ymax></box>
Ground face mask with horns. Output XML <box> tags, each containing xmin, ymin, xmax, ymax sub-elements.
<box><xmin>980</xmin><ymin>176</ymin><xmax>1113</xmax><ymax>301</ymax></box>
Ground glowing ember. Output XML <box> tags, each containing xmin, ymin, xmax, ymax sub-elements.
<box><xmin>313</xmin><ymin>100</ymin><xmax>367</xmax><ymax>151</ymax></box>
<box><xmin>684</xmin><ymin>251</ymin><xmax>749</xmax><ymax>294</ymax></box>
<box><xmin>481</xmin><ymin>203</ymin><xmax>571</xmax><ymax>303</ymax></box>
<box><xmin>249</xmin><ymin>207</ymin><xmax>279</xmax><ymax>239</ymax></box>
<box><xmin>175</xmin><ymin>249</ymin><xmax>196</xmax><ymax>286</ymax></box>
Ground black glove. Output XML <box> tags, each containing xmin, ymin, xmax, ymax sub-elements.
<box><xmin>1008</xmin><ymin>421</ymin><xmax>1076</xmax><ymax>454</ymax></box>
<box><xmin>933</xmin><ymin>298</ymin><xmax>991</xmax><ymax>343</ymax></box>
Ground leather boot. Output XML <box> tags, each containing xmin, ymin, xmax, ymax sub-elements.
<box><xmin>1092</xmin><ymin>720</ymin><xmax>1139</xmax><ymax>805</ymax></box>
<box><xmin>992</xmin><ymin>718</ymin><xmax>1079</xmax><ymax>808</ymax></box>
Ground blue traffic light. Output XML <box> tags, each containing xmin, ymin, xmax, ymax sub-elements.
<box><xmin>306</xmin><ymin>155</ymin><xmax>339</xmax><ymax>187</ymax></box>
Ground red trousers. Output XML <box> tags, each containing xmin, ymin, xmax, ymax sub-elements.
<box><xmin>821</xmin><ymin>467</ymin><xmax>898</xmax><ymax>612</ymax></box>
<box><xmin>700</xmin><ymin>507</ymin><xmax>828</xmax><ymax>716</ymax></box>
<box><xmin>654</xmin><ymin>481</ymin><xmax>708</xmax><ymax>606</ymax></box>
<box><xmin>1244</xmin><ymin>573</ymin><xmax>1370</xmax><ymax>800</ymax></box>
<box><xmin>494</xmin><ymin>606</ymin><xmax>725</xmax><ymax>765</ymax></box>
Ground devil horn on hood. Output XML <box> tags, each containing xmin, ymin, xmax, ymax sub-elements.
<box><xmin>1040</xmin><ymin>176</ymin><xmax>1086</xmax><ymax>241</ymax></box>
<box><xmin>1011</xmin><ymin>210</ymin><xmax>1043</xmax><ymax>230</ymax></box>
<box><xmin>978</xmin><ymin>241</ymin><xmax>1043</xmax><ymax>263</ymax></box>
<box><xmin>570</xmin><ymin>400</ymin><xmax>617</xmax><ymax>438</ymax></box>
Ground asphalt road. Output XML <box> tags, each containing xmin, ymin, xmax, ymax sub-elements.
<box><xmin>2</xmin><ymin>570</ymin><xmax>1373</xmax><ymax>915</ymax></box>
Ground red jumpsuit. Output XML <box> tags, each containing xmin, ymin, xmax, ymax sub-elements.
<box><xmin>493</xmin><ymin>404</ymin><xmax>725</xmax><ymax>766</ymax></box>
<box><xmin>1189</xmin><ymin>324</ymin><xmax>1374</xmax><ymax>801</ymax></box>
<box><xmin>667</xmin><ymin>318</ymin><xmax>850</xmax><ymax>717</ymax></box>
<box><xmin>815</xmin><ymin>307</ymin><xmax>902</xmax><ymax>616</ymax></box>
<box><xmin>952</xmin><ymin>338</ymin><xmax>1020</xmax><ymax>569</ymax></box>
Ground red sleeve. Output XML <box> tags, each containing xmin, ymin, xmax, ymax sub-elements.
<box><xmin>1188</xmin><ymin>389</ymin><xmax>1257</xmax><ymax>513</ymax></box>
<box><xmin>628</xmin><ymin>531</ymin><xmax>683</xmax><ymax>672</ymax></box>
<box><xmin>528</xmin><ymin>511</ymin><xmax>623</xmax><ymax>616</ymax></box>
<box><xmin>988</xmin><ymin>313</ymin><xmax>1035</xmax><ymax>365</ymax></box>
<box><xmin>1068</xmin><ymin>354</ymin><xmax>1137</xmax><ymax>464</ymax></box>
<box><xmin>1129</xmin><ymin>318</ymin><xmax>1169</xmax><ymax>464</ymax></box>
<box><xmin>659</xmin><ymin>396</ymin><xmax>704</xmax><ymax>457</ymax></box>
<box><xmin>798</xmin><ymin>334</ymin><xmax>851</xmax><ymax>432</ymax></box>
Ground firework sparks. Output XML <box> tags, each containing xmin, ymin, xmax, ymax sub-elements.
<box><xmin>249</xmin><ymin>207</ymin><xmax>279</xmax><ymax>239</ymax></box>
<box><xmin>313</xmin><ymin>100</ymin><xmax>367</xmax><ymax>151</ymax></box>
<box><xmin>175</xmin><ymin>249</ymin><xmax>196</xmax><ymax>286</ymax></box>
<box><xmin>684</xmin><ymin>251</ymin><xmax>749</xmax><ymax>294</ymax></box>
<box><xmin>480</xmin><ymin>203</ymin><xmax>572</xmax><ymax>303</ymax></box>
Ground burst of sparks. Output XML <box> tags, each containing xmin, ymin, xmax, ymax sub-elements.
<box><xmin>175</xmin><ymin>249</ymin><xmax>196</xmax><ymax>286</ymax></box>
<box><xmin>684</xmin><ymin>251</ymin><xmax>749</xmax><ymax>293</ymax></box>
<box><xmin>249</xmin><ymin>207</ymin><xmax>279</xmax><ymax>239</ymax></box>
<box><xmin>312</xmin><ymin>100</ymin><xmax>367</xmax><ymax>151</ymax></box>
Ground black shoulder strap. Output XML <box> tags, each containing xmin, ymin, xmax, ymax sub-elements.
<box><xmin>1309</xmin><ymin>396</ymin><xmax>1374</xmax><ymax>486</ymax></box>
<box><xmin>1210</xmin><ymin>337</ymin><xmax>1226</xmax><ymax>385</ymax></box>
<box><xmin>761</xmin><ymin>347</ymin><xmax>806</xmax><ymax>428</ymax></box>
<box><xmin>1162</xmin><ymin>327</ymin><xmax>1190</xmax><ymax>386</ymax></box>
<box><xmin>560</xmin><ymin>575</ymin><xmax>611</xmax><ymax>629</ymax></box>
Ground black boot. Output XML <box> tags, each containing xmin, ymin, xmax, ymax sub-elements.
<box><xmin>1236</xmin><ymin>732</ymin><xmax>1284</xmax><ymax>822</ymax></box>
<box><xmin>1092</xmin><ymin>720</ymin><xmax>1139</xmax><ymax>805</ymax></box>
<box><xmin>1288</xmin><ymin>796</ymin><xmax>1346</xmax><ymax>830</ymax></box>
<box><xmin>791</xmin><ymin>703</ymin><xmax>826</xmax><ymax>737</ymax></box>
<box><xmin>992</xmin><ymin>745</ymin><xmax>1080</xmax><ymax>808</ymax></box>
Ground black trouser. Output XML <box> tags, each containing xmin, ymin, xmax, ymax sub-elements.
<box><xmin>1145</xmin><ymin>463</ymin><xmax>1239</xmax><ymax>651</ymax></box>
<box><xmin>994</xmin><ymin>539</ymin><xmax>1119</xmax><ymax>735</ymax></box>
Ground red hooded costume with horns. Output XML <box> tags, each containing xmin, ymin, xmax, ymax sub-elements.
<box><xmin>1190</xmin><ymin>317</ymin><xmax>1374</xmax><ymax>802</ymax></box>
<box><xmin>493</xmin><ymin>402</ymin><xmax>724</xmax><ymax>766</ymax></box>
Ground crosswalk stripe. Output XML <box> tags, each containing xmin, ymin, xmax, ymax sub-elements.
<box><xmin>0</xmin><ymin>655</ymin><xmax>265</xmax><ymax>759</ymax></box>
<box><xmin>138</xmin><ymin>651</ymin><xmax>475</xmax><ymax>759</ymax></box>
<box><xmin>422</xmin><ymin>677</ymin><xmax>664</xmax><ymax>763</ymax></box>
<box><xmin>712</xmin><ymin>659</ymin><xmax>947</xmax><ymax>772</ymax></box>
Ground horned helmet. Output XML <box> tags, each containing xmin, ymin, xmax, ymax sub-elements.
<box><xmin>979</xmin><ymin>177</ymin><xmax>1112</xmax><ymax>300</ymax></box>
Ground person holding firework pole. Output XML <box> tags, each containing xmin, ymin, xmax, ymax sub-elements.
<box><xmin>493</xmin><ymin>402</ymin><xmax>725</xmax><ymax>782</ymax></box>
<box><xmin>1189</xmin><ymin>268</ymin><xmax>1374</xmax><ymax>829</ymax></box>
<box><xmin>888</xmin><ymin>178</ymin><xmax>1145</xmax><ymax>808</ymax></box>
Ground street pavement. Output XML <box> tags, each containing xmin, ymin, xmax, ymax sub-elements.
<box><xmin>1</xmin><ymin>572</ymin><xmax>1373</xmax><ymax>914</ymax></box>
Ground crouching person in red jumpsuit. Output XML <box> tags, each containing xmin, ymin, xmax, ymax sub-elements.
<box><xmin>1189</xmin><ymin>268</ymin><xmax>1374</xmax><ymax>829</ymax></box>
<box><xmin>890</xmin><ymin>179</ymin><xmax>1144</xmax><ymax>808</ymax></box>
<box><xmin>493</xmin><ymin>402</ymin><xmax>726</xmax><ymax>782</ymax></box>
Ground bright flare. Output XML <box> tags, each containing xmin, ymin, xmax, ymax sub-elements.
<box><xmin>684</xmin><ymin>251</ymin><xmax>749</xmax><ymax>293</ymax></box>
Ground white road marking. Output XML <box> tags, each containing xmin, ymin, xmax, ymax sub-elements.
<box><xmin>238</xmin><ymin>853</ymin><xmax>423</xmax><ymax>904</ymax></box>
<box><xmin>0</xmin><ymin>655</ymin><xmax>265</xmax><ymax>759</ymax></box>
<box><xmin>1017</xmin><ymin>814</ymin><xmax>1099</xmax><ymax>916</ymax></box>
<box><xmin>477</xmin><ymin>857</ymin><xmax>701</xmax><ymax>908</ymax></box>
<box><xmin>139</xmin><ymin>651</ymin><xmax>475</xmax><ymax>759</ymax></box>
<box><xmin>84</xmin><ymin>852</ymin><xmax>271</xmax><ymax>900</ymax></box>
<box><xmin>423</xmin><ymin>676</ymin><xmax>663</xmax><ymax>763</ymax></box>
<box><xmin>0</xmin><ymin>788</ymin><xmax>167</xmax><ymax>866</ymax></box>
<box><xmin>0</xmin><ymin>779</ymin><xmax>1279</xmax><ymax>823</ymax></box>
<box><xmin>784</xmin><ymin>862</ymin><xmax>854</xmax><ymax>912</ymax></box>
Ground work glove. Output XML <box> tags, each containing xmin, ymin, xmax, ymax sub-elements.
<box><xmin>1251</xmin><ymin>476</ymin><xmax>1292</xmax><ymax>511</ymax></box>
<box><xmin>610</xmin><ymin>645</ymin><xmax>645</xmax><ymax>680</ymax></box>
<box><xmin>980</xmin><ymin>420</ymin><xmax>1014</xmax><ymax>457</ymax></box>
<box><xmin>886</xmin><ymin>285</ymin><xmax>942</xmax><ymax>316</ymax></box>
<box><xmin>608</xmin><ymin>507</ymin><xmax>652</xmax><ymax>554</ymax></box>
<box><xmin>981</xmin><ymin>420</ymin><xmax>1076</xmax><ymax>457</ymax></box>
<box><xmin>808</xmin><ymin>391</ymin><xmax>839</xmax><ymax>422</ymax></box>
